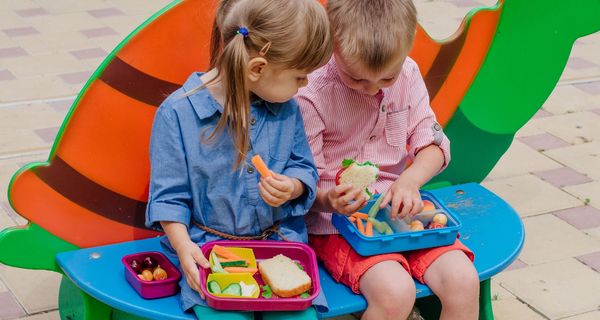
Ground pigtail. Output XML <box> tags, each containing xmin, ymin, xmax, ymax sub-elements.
<box><xmin>209</xmin><ymin>0</ymin><xmax>237</xmax><ymax>68</ymax></box>
<box><xmin>206</xmin><ymin>33</ymin><xmax>251</xmax><ymax>169</ymax></box>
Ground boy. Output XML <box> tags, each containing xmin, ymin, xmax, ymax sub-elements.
<box><xmin>296</xmin><ymin>1</ymin><xmax>479</xmax><ymax>319</ymax></box>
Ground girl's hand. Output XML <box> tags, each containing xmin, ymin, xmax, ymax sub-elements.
<box><xmin>175</xmin><ymin>241</ymin><xmax>210</xmax><ymax>299</ymax></box>
<box><xmin>258</xmin><ymin>172</ymin><xmax>302</xmax><ymax>207</ymax></box>
<box><xmin>379</xmin><ymin>175</ymin><xmax>423</xmax><ymax>220</ymax></box>
<box><xmin>327</xmin><ymin>184</ymin><xmax>367</xmax><ymax>215</ymax></box>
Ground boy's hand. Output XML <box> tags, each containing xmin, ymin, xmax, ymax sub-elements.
<box><xmin>327</xmin><ymin>183</ymin><xmax>367</xmax><ymax>215</ymax></box>
<box><xmin>379</xmin><ymin>175</ymin><xmax>424</xmax><ymax>220</ymax></box>
<box><xmin>176</xmin><ymin>241</ymin><xmax>210</xmax><ymax>299</ymax></box>
<box><xmin>259</xmin><ymin>173</ymin><xmax>303</xmax><ymax>207</ymax></box>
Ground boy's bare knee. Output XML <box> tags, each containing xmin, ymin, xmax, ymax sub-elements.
<box><xmin>360</xmin><ymin>261</ymin><xmax>416</xmax><ymax>319</ymax></box>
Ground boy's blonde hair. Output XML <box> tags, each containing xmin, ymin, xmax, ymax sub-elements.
<box><xmin>328</xmin><ymin>0</ymin><xmax>417</xmax><ymax>71</ymax></box>
<box><xmin>206</xmin><ymin>0</ymin><xmax>333</xmax><ymax>169</ymax></box>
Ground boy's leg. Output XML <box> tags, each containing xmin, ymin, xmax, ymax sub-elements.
<box><xmin>359</xmin><ymin>260</ymin><xmax>416</xmax><ymax>320</ymax></box>
<box><xmin>415</xmin><ymin>241</ymin><xmax>479</xmax><ymax>320</ymax></box>
<box><xmin>310</xmin><ymin>234</ymin><xmax>415</xmax><ymax>320</ymax></box>
<box><xmin>261</xmin><ymin>307</ymin><xmax>318</xmax><ymax>320</ymax></box>
<box><xmin>192</xmin><ymin>305</ymin><xmax>254</xmax><ymax>320</ymax></box>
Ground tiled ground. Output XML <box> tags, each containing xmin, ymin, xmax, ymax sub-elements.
<box><xmin>1</xmin><ymin>0</ymin><xmax>599</xmax><ymax>319</ymax></box>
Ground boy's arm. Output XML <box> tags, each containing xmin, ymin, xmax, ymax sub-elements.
<box><xmin>405</xmin><ymin>61</ymin><xmax>451</xmax><ymax>172</ymax></box>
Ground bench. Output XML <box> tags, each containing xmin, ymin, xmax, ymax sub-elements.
<box><xmin>3</xmin><ymin>0</ymin><xmax>600</xmax><ymax>319</ymax></box>
<box><xmin>55</xmin><ymin>183</ymin><xmax>523</xmax><ymax>319</ymax></box>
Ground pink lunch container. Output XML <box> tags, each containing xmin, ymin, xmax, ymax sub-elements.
<box><xmin>122</xmin><ymin>251</ymin><xmax>181</xmax><ymax>299</ymax></box>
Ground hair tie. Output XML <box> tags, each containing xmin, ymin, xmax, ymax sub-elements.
<box><xmin>237</xmin><ymin>26</ymin><xmax>249</xmax><ymax>38</ymax></box>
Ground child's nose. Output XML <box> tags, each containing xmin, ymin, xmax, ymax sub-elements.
<box><xmin>365</xmin><ymin>84</ymin><xmax>380</xmax><ymax>95</ymax></box>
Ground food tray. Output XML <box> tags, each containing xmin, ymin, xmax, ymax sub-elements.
<box><xmin>199</xmin><ymin>240</ymin><xmax>320</xmax><ymax>311</ymax></box>
<box><xmin>332</xmin><ymin>191</ymin><xmax>461</xmax><ymax>256</ymax></box>
<box><xmin>122</xmin><ymin>251</ymin><xmax>181</xmax><ymax>299</ymax></box>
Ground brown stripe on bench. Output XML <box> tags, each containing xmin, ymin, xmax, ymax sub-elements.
<box><xmin>423</xmin><ymin>30</ymin><xmax>468</xmax><ymax>100</ymax></box>
<box><xmin>100</xmin><ymin>56</ymin><xmax>181</xmax><ymax>107</ymax></box>
<box><xmin>33</xmin><ymin>156</ymin><xmax>149</xmax><ymax>229</ymax></box>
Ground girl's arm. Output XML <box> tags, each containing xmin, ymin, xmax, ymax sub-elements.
<box><xmin>160</xmin><ymin>221</ymin><xmax>210</xmax><ymax>297</ymax></box>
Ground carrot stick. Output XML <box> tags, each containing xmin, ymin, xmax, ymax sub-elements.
<box><xmin>212</xmin><ymin>245</ymin><xmax>245</xmax><ymax>261</ymax></box>
<box><xmin>365</xmin><ymin>221</ymin><xmax>373</xmax><ymax>237</ymax></box>
<box><xmin>356</xmin><ymin>217</ymin><xmax>365</xmax><ymax>235</ymax></box>
<box><xmin>348</xmin><ymin>216</ymin><xmax>356</xmax><ymax>223</ymax></box>
<box><xmin>223</xmin><ymin>267</ymin><xmax>258</xmax><ymax>274</ymax></box>
<box><xmin>251</xmin><ymin>155</ymin><xmax>272</xmax><ymax>178</ymax></box>
<box><xmin>351</xmin><ymin>212</ymin><xmax>369</xmax><ymax>220</ymax></box>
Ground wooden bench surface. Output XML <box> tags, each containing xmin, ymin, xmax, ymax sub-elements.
<box><xmin>56</xmin><ymin>183</ymin><xmax>524</xmax><ymax>319</ymax></box>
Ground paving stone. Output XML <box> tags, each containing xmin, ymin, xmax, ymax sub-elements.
<box><xmin>563</xmin><ymin>311</ymin><xmax>600</xmax><ymax>320</ymax></box>
<box><xmin>87</xmin><ymin>8</ymin><xmax>125</xmax><ymax>18</ymax></box>
<box><xmin>0</xmin><ymin>265</ymin><xmax>61</xmax><ymax>314</ymax></box>
<box><xmin>544</xmin><ymin>142</ymin><xmax>600</xmax><ymax>180</ymax></box>
<box><xmin>15</xmin><ymin>8</ymin><xmax>50</xmax><ymax>18</ymax></box>
<box><xmin>542</xmin><ymin>84</ymin><xmax>599</xmax><ymax>114</ymax></box>
<box><xmin>529</xmin><ymin>111</ymin><xmax>600</xmax><ymax>145</ymax></box>
<box><xmin>447</xmin><ymin>0</ymin><xmax>484</xmax><ymax>8</ymax></box>
<box><xmin>518</xmin><ymin>133</ymin><xmax>570</xmax><ymax>151</ymax></box>
<box><xmin>532</xmin><ymin>108</ymin><xmax>553</xmax><ymax>119</ymax></box>
<box><xmin>2</xmin><ymin>26</ymin><xmax>39</xmax><ymax>37</ymax></box>
<box><xmin>0</xmin><ymin>278</ymin><xmax>7</xmax><ymax>292</ymax></box>
<box><xmin>515</xmin><ymin>120</ymin><xmax>545</xmax><ymax>138</ymax></box>
<box><xmin>482</xmin><ymin>175</ymin><xmax>582</xmax><ymax>217</ymax></box>
<box><xmin>576</xmin><ymin>251</ymin><xmax>600</xmax><ymax>273</ymax></box>
<box><xmin>497</xmin><ymin>258</ymin><xmax>600</xmax><ymax>319</ymax></box>
<box><xmin>567</xmin><ymin>56</ymin><xmax>598</xmax><ymax>69</ymax></box>
<box><xmin>553</xmin><ymin>206</ymin><xmax>600</xmax><ymax>230</ymax></box>
<box><xmin>485</xmin><ymin>140</ymin><xmax>562</xmax><ymax>180</ymax></box>
<box><xmin>490</xmin><ymin>278</ymin><xmax>514</xmax><ymax>301</ymax></box>
<box><xmin>574</xmin><ymin>81</ymin><xmax>600</xmax><ymax>95</ymax></box>
<box><xmin>17</xmin><ymin>311</ymin><xmax>61</xmax><ymax>320</ymax></box>
<box><xmin>80</xmin><ymin>26</ymin><xmax>118</xmax><ymax>38</ymax></box>
<box><xmin>0</xmin><ymin>291</ymin><xmax>26</xmax><ymax>319</ymax></box>
<box><xmin>69</xmin><ymin>47</ymin><xmax>106</xmax><ymax>60</ymax></box>
<box><xmin>59</xmin><ymin>70</ymin><xmax>93</xmax><ymax>85</ymax></box>
<box><xmin>518</xmin><ymin>214</ymin><xmax>600</xmax><ymax>265</ymax></box>
<box><xmin>504</xmin><ymin>259</ymin><xmax>528</xmax><ymax>271</ymax></box>
<box><xmin>0</xmin><ymin>47</ymin><xmax>28</xmax><ymax>59</ymax></box>
<box><xmin>491</xmin><ymin>298</ymin><xmax>546</xmax><ymax>320</ymax></box>
<box><xmin>0</xmin><ymin>70</ymin><xmax>16</xmax><ymax>82</ymax></box>
<box><xmin>33</xmin><ymin>127</ymin><xmax>59</xmax><ymax>144</ymax></box>
<box><xmin>533</xmin><ymin>167</ymin><xmax>592</xmax><ymax>188</ymax></box>
<box><xmin>5</xmin><ymin>53</ymin><xmax>86</xmax><ymax>78</ymax></box>
<box><xmin>591</xmin><ymin>108</ymin><xmax>600</xmax><ymax>116</ymax></box>
<box><xmin>0</xmin><ymin>103</ymin><xmax>68</xmax><ymax>132</ymax></box>
<box><xmin>585</xmin><ymin>227</ymin><xmax>600</xmax><ymax>242</ymax></box>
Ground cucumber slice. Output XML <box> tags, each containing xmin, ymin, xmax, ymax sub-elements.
<box><xmin>222</xmin><ymin>283</ymin><xmax>242</xmax><ymax>296</ymax></box>
<box><xmin>220</xmin><ymin>260</ymin><xmax>248</xmax><ymax>267</ymax></box>
<box><xmin>210</xmin><ymin>252</ymin><xmax>228</xmax><ymax>273</ymax></box>
<box><xmin>207</xmin><ymin>281</ymin><xmax>222</xmax><ymax>294</ymax></box>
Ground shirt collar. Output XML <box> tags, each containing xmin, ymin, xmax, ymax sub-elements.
<box><xmin>182</xmin><ymin>72</ymin><xmax>280</xmax><ymax>119</ymax></box>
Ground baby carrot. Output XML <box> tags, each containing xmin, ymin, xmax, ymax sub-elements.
<box><xmin>223</xmin><ymin>267</ymin><xmax>258</xmax><ymax>275</ymax></box>
<box><xmin>356</xmin><ymin>217</ymin><xmax>365</xmax><ymax>235</ymax></box>
<box><xmin>365</xmin><ymin>221</ymin><xmax>373</xmax><ymax>237</ymax></box>
<box><xmin>251</xmin><ymin>155</ymin><xmax>272</xmax><ymax>178</ymax></box>
<box><xmin>351</xmin><ymin>212</ymin><xmax>369</xmax><ymax>220</ymax></box>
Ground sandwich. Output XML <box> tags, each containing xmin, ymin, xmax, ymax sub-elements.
<box><xmin>258</xmin><ymin>254</ymin><xmax>311</xmax><ymax>298</ymax></box>
<box><xmin>335</xmin><ymin>159</ymin><xmax>379</xmax><ymax>200</ymax></box>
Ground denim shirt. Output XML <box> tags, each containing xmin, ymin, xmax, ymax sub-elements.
<box><xmin>146</xmin><ymin>72</ymin><xmax>319</xmax><ymax>311</ymax></box>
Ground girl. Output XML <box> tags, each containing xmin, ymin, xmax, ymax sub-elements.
<box><xmin>145</xmin><ymin>0</ymin><xmax>333</xmax><ymax>319</ymax></box>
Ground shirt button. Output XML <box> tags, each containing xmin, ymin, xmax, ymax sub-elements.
<box><xmin>247</xmin><ymin>166</ymin><xmax>255</xmax><ymax>174</ymax></box>
<box><xmin>250</xmin><ymin>118</ymin><xmax>257</xmax><ymax>126</ymax></box>
<box><xmin>381</xmin><ymin>105</ymin><xmax>386</xmax><ymax>112</ymax></box>
<box><xmin>433</xmin><ymin>123</ymin><xmax>442</xmax><ymax>131</ymax></box>
<box><xmin>369</xmin><ymin>135</ymin><xmax>376</xmax><ymax>142</ymax></box>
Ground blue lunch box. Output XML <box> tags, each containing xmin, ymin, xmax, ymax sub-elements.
<box><xmin>331</xmin><ymin>191</ymin><xmax>462</xmax><ymax>256</ymax></box>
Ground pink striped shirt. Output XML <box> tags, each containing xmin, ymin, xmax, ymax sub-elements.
<box><xmin>296</xmin><ymin>57</ymin><xmax>451</xmax><ymax>235</ymax></box>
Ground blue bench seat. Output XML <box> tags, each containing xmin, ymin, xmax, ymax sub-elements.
<box><xmin>56</xmin><ymin>183</ymin><xmax>524</xmax><ymax>319</ymax></box>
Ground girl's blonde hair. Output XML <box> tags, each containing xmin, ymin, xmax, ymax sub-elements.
<box><xmin>204</xmin><ymin>0</ymin><xmax>332</xmax><ymax>169</ymax></box>
<box><xmin>328</xmin><ymin>0</ymin><xmax>417</xmax><ymax>72</ymax></box>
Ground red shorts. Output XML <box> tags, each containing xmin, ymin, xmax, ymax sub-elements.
<box><xmin>309</xmin><ymin>234</ymin><xmax>474</xmax><ymax>294</ymax></box>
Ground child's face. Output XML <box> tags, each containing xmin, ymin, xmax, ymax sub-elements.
<box><xmin>250</xmin><ymin>64</ymin><xmax>309</xmax><ymax>103</ymax></box>
<box><xmin>335</xmin><ymin>52</ymin><xmax>406</xmax><ymax>96</ymax></box>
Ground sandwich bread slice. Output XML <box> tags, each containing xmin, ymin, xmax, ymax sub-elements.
<box><xmin>335</xmin><ymin>159</ymin><xmax>379</xmax><ymax>200</ymax></box>
<box><xmin>258</xmin><ymin>254</ymin><xmax>311</xmax><ymax>298</ymax></box>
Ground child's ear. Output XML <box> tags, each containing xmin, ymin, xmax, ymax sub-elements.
<box><xmin>247</xmin><ymin>57</ymin><xmax>268</xmax><ymax>82</ymax></box>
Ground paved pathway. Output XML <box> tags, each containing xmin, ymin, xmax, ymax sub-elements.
<box><xmin>0</xmin><ymin>0</ymin><xmax>599</xmax><ymax>319</ymax></box>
